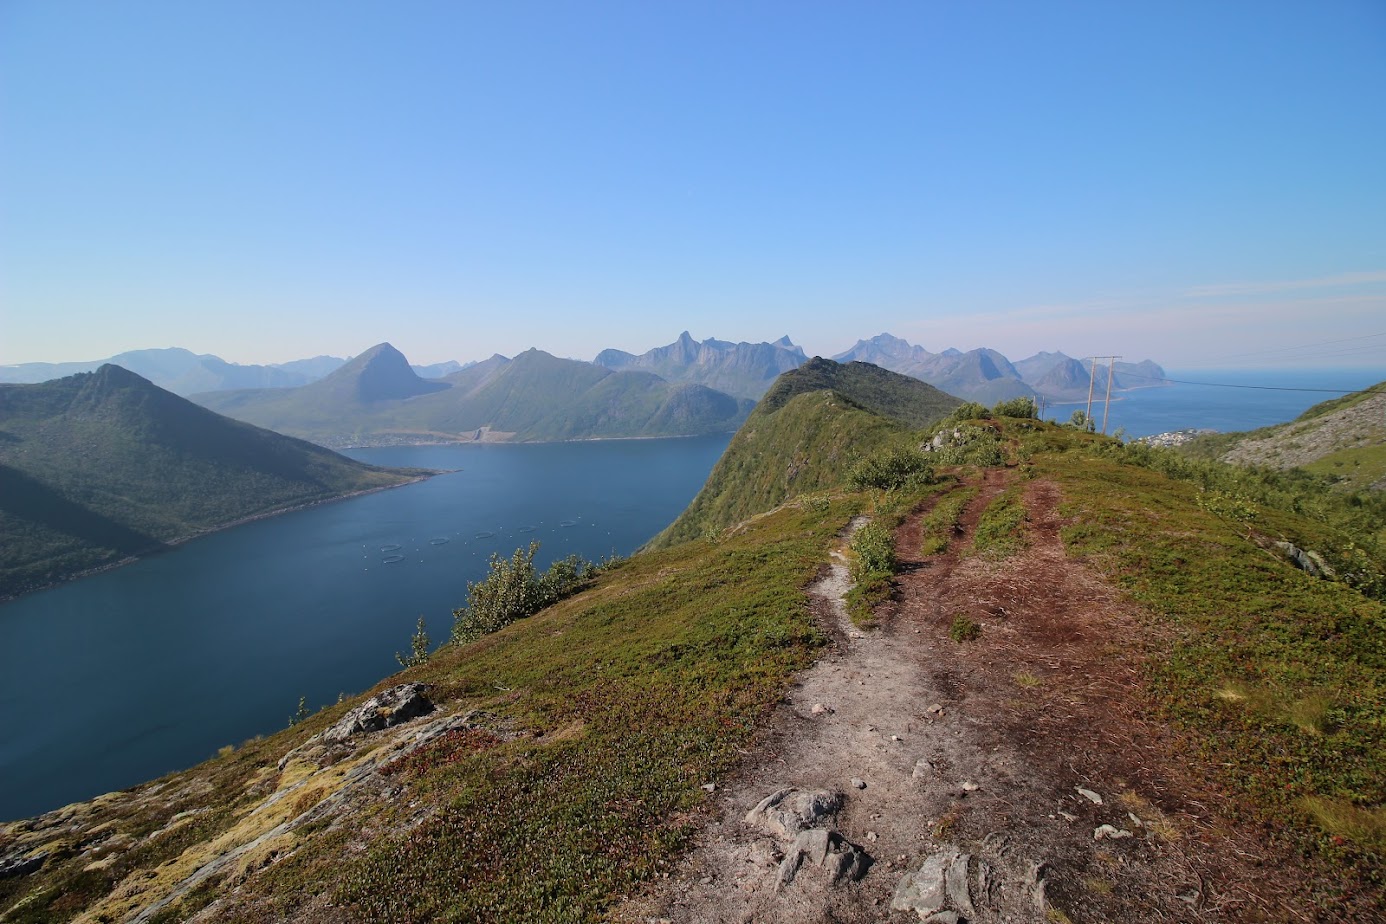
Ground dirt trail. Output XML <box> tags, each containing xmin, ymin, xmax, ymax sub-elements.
<box><xmin>616</xmin><ymin>472</ymin><xmax>1313</xmax><ymax>923</ymax></box>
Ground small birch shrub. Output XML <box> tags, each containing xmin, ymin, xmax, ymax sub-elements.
<box><xmin>451</xmin><ymin>542</ymin><xmax>596</xmax><ymax>644</ymax></box>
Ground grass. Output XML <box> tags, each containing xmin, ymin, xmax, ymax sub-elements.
<box><xmin>971</xmin><ymin>486</ymin><xmax>1028</xmax><ymax>559</ymax></box>
<box><xmin>919</xmin><ymin>486</ymin><xmax>978</xmax><ymax>556</ymax></box>
<box><xmin>652</xmin><ymin>391</ymin><xmax>912</xmax><ymax>547</ymax></box>
<box><xmin>841</xmin><ymin>482</ymin><xmax>950</xmax><ymax>627</ymax></box>
<box><xmin>9</xmin><ymin>405</ymin><xmax>1384</xmax><ymax>920</ymax></box>
<box><xmin>0</xmin><ymin>496</ymin><xmax>859</xmax><ymax>924</ymax></box>
<box><xmin>1302</xmin><ymin>441</ymin><xmax>1386</xmax><ymax>491</ymax></box>
<box><xmin>948</xmin><ymin>615</ymin><xmax>981</xmax><ymax>642</ymax></box>
<box><xmin>1041</xmin><ymin>440</ymin><xmax>1386</xmax><ymax>900</ymax></box>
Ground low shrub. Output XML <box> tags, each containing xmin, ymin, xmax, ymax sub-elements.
<box><xmin>848</xmin><ymin>447</ymin><xmax>935</xmax><ymax>491</ymax></box>
<box><xmin>451</xmin><ymin>542</ymin><xmax>596</xmax><ymax>644</ymax></box>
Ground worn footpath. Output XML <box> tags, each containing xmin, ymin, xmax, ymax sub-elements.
<box><xmin>617</xmin><ymin>471</ymin><xmax>1315</xmax><ymax>923</ymax></box>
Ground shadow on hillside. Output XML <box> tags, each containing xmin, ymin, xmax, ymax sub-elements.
<box><xmin>0</xmin><ymin>464</ymin><xmax>166</xmax><ymax>557</ymax></box>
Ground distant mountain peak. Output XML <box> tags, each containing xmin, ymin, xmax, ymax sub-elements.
<box><xmin>323</xmin><ymin>343</ymin><xmax>449</xmax><ymax>403</ymax></box>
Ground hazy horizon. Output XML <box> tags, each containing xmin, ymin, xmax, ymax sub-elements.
<box><xmin>3</xmin><ymin>3</ymin><xmax>1383</xmax><ymax>371</ymax></box>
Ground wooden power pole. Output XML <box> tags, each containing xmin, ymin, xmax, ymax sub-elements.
<box><xmin>1083</xmin><ymin>356</ymin><xmax>1122</xmax><ymax>433</ymax></box>
<box><xmin>1084</xmin><ymin>357</ymin><xmax>1098</xmax><ymax>428</ymax></box>
<box><xmin>1101</xmin><ymin>356</ymin><xmax>1120</xmax><ymax>434</ymax></box>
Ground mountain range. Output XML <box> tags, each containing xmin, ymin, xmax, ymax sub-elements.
<box><xmin>595</xmin><ymin>331</ymin><xmax>808</xmax><ymax>400</ymax></box>
<box><xmin>832</xmin><ymin>333</ymin><xmax>1166</xmax><ymax>403</ymax></box>
<box><xmin>0</xmin><ymin>349</ymin><xmax>469</xmax><ymax>396</ymax></box>
<box><xmin>192</xmin><ymin>343</ymin><xmax>754</xmax><ymax>446</ymax></box>
<box><xmin>2</xmin><ymin>333</ymin><xmax>1166</xmax><ymax>409</ymax></box>
<box><xmin>0</xmin><ymin>365</ymin><xmax>426</xmax><ymax>599</ymax></box>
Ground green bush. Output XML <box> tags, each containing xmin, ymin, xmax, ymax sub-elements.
<box><xmin>931</xmin><ymin>424</ymin><xmax>1005</xmax><ymax>467</ymax></box>
<box><xmin>849</xmin><ymin>522</ymin><xmax>898</xmax><ymax>581</ymax></box>
<box><xmin>949</xmin><ymin>615</ymin><xmax>981</xmax><ymax>642</ymax></box>
<box><xmin>848</xmin><ymin>446</ymin><xmax>935</xmax><ymax>491</ymax></box>
<box><xmin>992</xmin><ymin>396</ymin><xmax>1037</xmax><ymax>419</ymax></box>
<box><xmin>396</xmin><ymin>616</ymin><xmax>431</xmax><ymax>668</ymax></box>
<box><xmin>451</xmin><ymin>542</ymin><xmax>596</xmax><ymax>644</ymax></box>
<box><xmin>944</xmin><ymin>401</ymin><xmax>990</xmax><ymax>425</ymax></box>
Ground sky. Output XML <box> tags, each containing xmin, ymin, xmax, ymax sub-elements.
<box><xmin>2</xmin><ymin>1</ymin><xmax>1384</xmax><ymax>371</ymax></box>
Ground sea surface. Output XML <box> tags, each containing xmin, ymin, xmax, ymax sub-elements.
<box><xmin>0</xmin><ymin>434</ymin><xmax>731</xmax><ymax>821</ymax></box>
<box><xmin>1044</xmin><ymin>367</ymin><xmax>1383</xmax><ymax>438</ymax></box>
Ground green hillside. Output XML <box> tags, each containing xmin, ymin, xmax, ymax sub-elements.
<box><xmin>650</xmin><ymin>357</ymin><xmax>960</xmax><ymax>546</ymax></box>
<box><xmin>0</xmin><ymin>365</ymin><xmax>426</xmax><ymax>598</ymax></box>
<box><xmin>194</xmin><ymin>344</ymin><xmax>752</xmax><ymax>446</ymax></box>
<box><xmin>3</xmin><ymin>372</ymin><xmax>1385</xmax><ymax>922</ymax></box>
<box><xmin>1180</xmin><ymin>381</ymin><xmax>1386</xmax><ymax>490</ymax></box>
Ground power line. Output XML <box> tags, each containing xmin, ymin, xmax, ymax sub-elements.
<box><xmin>1199</xmin><ymin>330</ymin><xmax>1386</xmax><ymax>362</ymax></box>
<box><xmin>1113</xmin><ymin>369</ymin><xmax>1372</xmax><ymax>393</ymax></box>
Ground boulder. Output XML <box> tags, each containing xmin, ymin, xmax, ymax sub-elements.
<box><xmin>744</xmin><ymin>788</ymin><xmax>842</xmax><ymax>839</ymax></box>
<box><xmin>777</xmin><ymin>828</ymin><xmax>871</xmax><ymax>888</ymax></box>
<box><xmin>892</xmin><ymin>849</ymin><xmax>955</xmax><ymax>918</ymax></box>
<box><xmin>322</xmin><ymin>682</ymin><xmax>434</xmax><ymax>743</ymax></box>
<box><xmin>893</xmin><ymin>849</ymin><xmax>982</xmax><ymax>921</ymax></box>
<box><xmin>0</xmin><ymin>851</ymin><xmax>46</xmax><ymax>879</ymax></box>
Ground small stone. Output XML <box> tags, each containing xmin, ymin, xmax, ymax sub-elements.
<box><xmin>811</xmin><ymin>703</ymin><xmax>832</xmax><ymax>716</ymax></box>
<box><xmin>927</xmin><ymin>703</ymin><xmax>944</xmax><ymax>715</ymax></box>
<box><xmin>912</xmin><ymin>759</ymin><xmax>934</xmax><ymax>779</ymax></box>
<box><xmin>1058</xmin><ymin>810</ymin><xmax>1077</xmax><ymax>822</ymax></box>
<box><xmin>701</xmin><ymin>783</ymin><xmax>716</xmax><ymax>792</ymax></box>
<box><xmin>1128</xmin><ymin>812</ymin><xmax>1143</xmax><ymax>827</ymax></box>
<box><xmin>866</xmin><ymin>830</ymin><xmax>878</xmax><ymax>842</ymax></box>
<box><xmin>891</xmin><ymin>734</ymin><xmax>902</xmax><ymax>742</ymax></box>
<box><xmin>1075</xmin><ymin>787</ymin><xmax>1104</xmax><ymax>805</ymax></box>
<box><xmin>960</xmin><ymin>780</ymin><xmax>979</xmax><ymax>793</ymax></box>
<box><xmin>1094</xmin><ymin>824</ymin><xmax>1133</xmax><ymax>840</ymax></box>
<box><xmin>851</xmin><ymin>778</ymin><xmax>867</xmax><ymax>790</ymax></box>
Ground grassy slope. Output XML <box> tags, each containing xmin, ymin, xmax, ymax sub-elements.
<box><xmin>0</xmin><ymin>366</ymin><xmax>422</xmax><ymax>598</ymax></box>
<box><xmin>0</xmin><ymin>496</ymin><xmax>859</xmax><ymax>924</ymax></box>
<box><xmin>5</xmin><ymin>401</ymin><xmax>1385</xmax><ymax>920</ymax></box>
<box><xmin>1032</xmin><ymin>429</ymin><xmax>1385</xmax><ymax>899</ymax></box>
<box><xmin>651</xmin><ymin>358</ymin><xmax>961</xmax><ymax>547</ymax></box>
<box><xmin>1181</xmin><ymin>380</ymin><xmax>1386</xmax><ymax>489</ymax></box>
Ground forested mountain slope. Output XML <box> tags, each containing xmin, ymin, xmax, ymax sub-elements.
<box><xmin>0</xmin><ymin>365</ymin><xmax>424</xmax><ymax>598</ymax></box>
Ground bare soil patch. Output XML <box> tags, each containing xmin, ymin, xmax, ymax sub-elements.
<box><xmin>615</xmin><ymin>472</ymin><xmax>1325</xmax><ymax>923</ymax></box>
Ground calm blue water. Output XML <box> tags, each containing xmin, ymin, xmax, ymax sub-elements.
<box><xmin>0</xmin><ymin>435</ymin><xmax>730</xmax><ymax>821</ymax></box>
<box><xmin>1044</xmin><ymin>368</ymin><xmax>1383</xmax><ymax>438</ymax></box>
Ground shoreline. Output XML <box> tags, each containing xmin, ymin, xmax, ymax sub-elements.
<box><xmin>0</xmin><ymin>473</ymin><xmax>436</xmax><ymax>605</ymax></box>
<box><xmin>332</xmin><ymin>429</ymin><xmax>740</xmax><ymax>450</ymax></box>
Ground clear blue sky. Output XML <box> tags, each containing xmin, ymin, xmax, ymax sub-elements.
<box><xmin>2</xmin><ymin>1</ymin><xmax>1383</xmax><ymax>370</ymax></box>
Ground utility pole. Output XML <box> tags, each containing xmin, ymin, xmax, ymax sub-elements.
<box><xmin>1084</xmin><ymin>357</ymin><xmax>1098</xmax><ymax>428</ymax></box>
<box><xmin>1082</xmin><ymin>356</ymin><xmax>1122</xmax><ymax>433</ymax></box>
<box><xmin>1101</xmin><ymin>356</ymin><xmax>1120</xmax><ymax>434</ymax></box>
